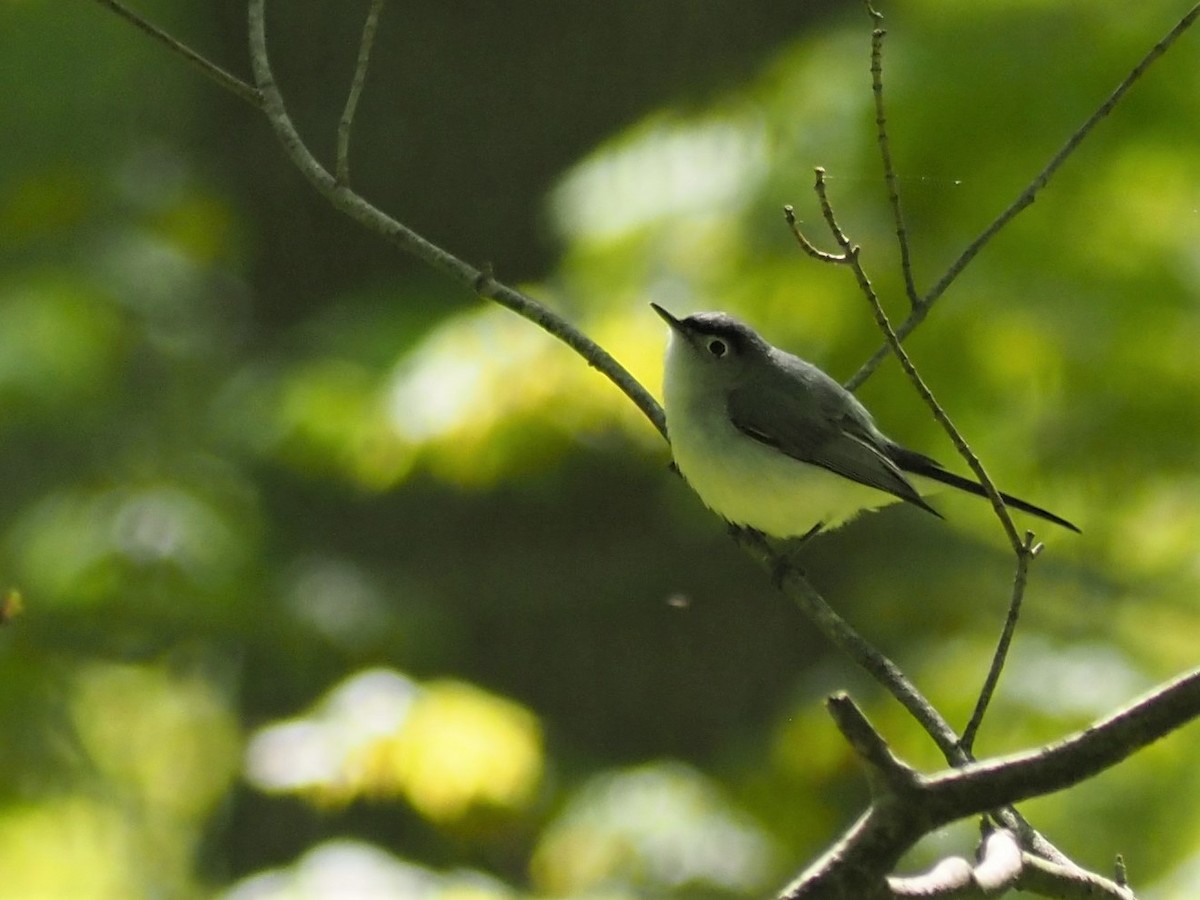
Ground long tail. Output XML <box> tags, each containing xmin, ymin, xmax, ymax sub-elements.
<box><xmin>891</xmin><ymin>446</ymin><xmax>1081</xmax><ymax>533</ymax></box>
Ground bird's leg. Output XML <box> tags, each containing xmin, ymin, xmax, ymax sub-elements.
<box><xmin>768</xmin><ymin>522</ymin><xmax>824</xmax><ymax>585</ymax></box>
<box><xmin>797</xmin><ymin>522</ymin><xmax>825</xmax><ymax>544</ymax></box>
<box><xmin>725</xmin><ymin>522</ymin><xmax>818</xmax><ymax>584</ymax></box>
<box><xmin>726</xmin><ymin>521</ymin><xmax>764</xmax><ymax>544</ymax></box>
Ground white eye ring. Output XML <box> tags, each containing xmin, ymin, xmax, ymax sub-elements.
<box><xmin>706</xmin><ymin>338</ymin><xmax>728</xmax><ymax>358</ymax></box>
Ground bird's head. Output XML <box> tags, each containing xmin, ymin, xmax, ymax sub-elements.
<box><xmin>651</xmin><ymin>304</ymin><xmax>768</xmax><ymax>394</ymax></box>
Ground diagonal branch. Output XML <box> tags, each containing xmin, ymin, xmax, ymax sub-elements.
<box><xmin>90</xmin><ymin>0</ymin><xmax>263</xmax><ymax>108</ymax></box>
<box><xmin>960</xmin><ymin>531</ymin><xmax>1042</xmax><ymax>754</ymax></box>
<box><xmin>926</xmin><ymin>667</ymin><xmax>1200</xmax><ymax>815</ymax></box>
<box><xmin>96</xmin><ymin>10</ymin><xmax>1199</xmax><ymax>894</ymax></box>
<box><xmin>845</xmin><ymin>1</ymin><xmax>1200</xmax><ymax>391</ymax></box>
<box><xmin>245</xmin><ymin>0</ymin><xmax>666</xmax><ymax>439</ymax></box>
<box><xmin>736</xmin><ymin>529</ymin><xmax>967</xmax><ymax>762</ymax></box>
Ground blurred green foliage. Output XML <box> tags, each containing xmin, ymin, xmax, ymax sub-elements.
<box><xmin>4</xmin><ymin>0</ymin><xmax>1200</xmax><ymax>897</ymax></box>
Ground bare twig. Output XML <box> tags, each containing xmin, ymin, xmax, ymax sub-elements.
<box><xmin>90</xmin><ymin>0</ymin><xmax>263</xmax><ymax>108</ymax></box>
<box><xmin>812</xmin><ymin>168</ymin><xmax>1024</xmax><ymax>553</ymax></box>
<box><xmin>784</xmin><ymin>205</ymin><xmax>850</xmax><ymax>264</ymax></box>
<box><xmin>846</xmin><ymin>1</ymin><xmax>1200</xmax><ymax>391</ymax></box>
<box><xmin>337</xmin><ymin>0</ymin><xmax>386</xmax><ymax>186</ymax></box>
<box><xmin>92</xmin><ymin>0</ymin><xmax>664</xmax><ymax>437</ymax></box>
<box><xmin>245</xmin><ymin>0</ymin><xmax>666</xmax><ymax>438</ymax></box>
<box><xmin>924</xmin><ymin>1</ymin><xmax>1200</xmax><ymax>311</ymax></box>
<box><xmin>865</xmin><ymin>4</ymin><xmax>919</xmax><ymax>308</ymax></box>
<box><xmin>961</xmin><ymin>532</ymin><xmax>1043</xmax><ymax>753</ymax></box>
<box><xmin>762</xmin><ymin>546</ymin><xmax>1061</xmax><ymax>870</ymax></box>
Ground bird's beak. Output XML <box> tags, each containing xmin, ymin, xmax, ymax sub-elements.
<box><xmin>650</xmin><ymin>303</ymin><xmax>686</xmax><ymax>334</ymax></box>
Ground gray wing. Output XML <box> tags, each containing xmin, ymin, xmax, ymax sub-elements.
<box><xmin>726</xmin><ymin>371</ymin><xmax>938</xmax><ymax>515</ymax></box>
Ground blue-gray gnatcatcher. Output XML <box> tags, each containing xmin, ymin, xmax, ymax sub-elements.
<box><xmin>651</xmin><ymin>304</ymin><xmax>1079</xmax><ymax>539</ymax></box>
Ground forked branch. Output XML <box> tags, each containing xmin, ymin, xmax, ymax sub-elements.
<box><xmin>781</xmin><ymin>671</ymin><xmax>1200</xmax><ymax>899</ymax></box>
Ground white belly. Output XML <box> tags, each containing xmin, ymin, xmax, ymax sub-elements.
<box><xmin>664</xmin><ymin>391</ymin><xmax>902</xmax><ymax>538</ymax></box>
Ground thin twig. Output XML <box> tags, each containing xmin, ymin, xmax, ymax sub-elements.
<box><xmin>960</xmin><ymin>533</ymin><xmax>1043</xmax><ymax>754</ymax></box>
<box><xmin>91</xmin><ymin>0</ymin><xmax>263</xmax><ymax>108</ymax></box>
<box><xmin>337</xmin><ymin>0</ymin><xmax>386</xmax><ymax>186</ymax></box>
<box><xmin>925</xmin><ymin>1</ymin><xmax>1200</xmax><ymax>310</ymax></box>
<box><xmin>812</xmin><ymin>168</ymin><xmax>1024</xmax><ymax>553</ymax></box>
<box><xmin>866</xmin><ymin>4</ymin><xmax>919</xmax><ymax>308</ymax></box>
<box><xmin>845</xmin><ymin>1</ymin><xmax>1200</xmax><ymax>391</ymax></box>
<box><xmin>245</xmin><ymin>0</ymin><xmax>666</xmax><ymax>438</ymax></box>
<box><xmin>784</xmin><ymin>205</ymin><xmax>850</xmax><ymax>264</ymax></box>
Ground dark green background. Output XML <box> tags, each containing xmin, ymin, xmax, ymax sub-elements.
<box><xmin>4</xmin><ymin>1</ymin><xmax>1200</xmax><ymax>897</ymax></box>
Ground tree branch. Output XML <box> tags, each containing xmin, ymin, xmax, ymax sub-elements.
<box><xmin>845</xmin><ymin>2</ymin><xmax>1200</xmax><ymax>392</ymax></box>
<box><xmin>98</xmin><ymin>1</ymin><xmax>966</xmax><ymax>772</ymax></box>
<box><xmin>781</xmin><ymin>673</ymin><xmax>1200</xmax><ymax>899</ymax></box>
<box><xmin>736</xmin><ymin>528</ymin><xmax>967</xmax><ymax>762</ymax></box>
<box><xmin>90</xmin><ymin>0</ymin><xmax>263</xmax><ymax>108</ymax></box>
<box><xmin>337</xmin><ymin>0</ymin><xmax>386</xmax><ymax>186</ymax></box>
<box><xmin>244</xmin><ymin>0</ymin><xmax>666</xmax><ymax>438</ymax></box>
<box><xmin>865</xmin><ymin>3</ymin><xmax>919</xmax><ymax>309</ymax></box>
<box><xmin>887</xmin><ymin>829</ymin><xmax>1022</xmax><ymax>898</ymax></box>
<box><xmin>783</xmin><ymin>205</ymin><xmax>851</xmax><ymax>265</ymax></box>
<box><xmin>960</xmin><ymin>532</ymin><xmax>1042</xmax><ymax>754</ymax></box>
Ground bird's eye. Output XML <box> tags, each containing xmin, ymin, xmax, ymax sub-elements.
<box><xmin>706</xmin><ymin>338</ymin><xmax>728</xmax><ymax>358</ymax></box>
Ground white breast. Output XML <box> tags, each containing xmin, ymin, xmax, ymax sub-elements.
<box><xmin>662</xmin><ymin>348</ymin><xmax>902</xmax><ymax>537</ymax></box>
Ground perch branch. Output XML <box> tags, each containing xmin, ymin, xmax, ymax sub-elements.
<box><xmin>93</xmin><ymin>8</ymin><xmax>1200</xmax><ymax>894</ymax></box>
<box><xmin>99</xmin><ymin>0</ymin><xmax>972</xmax><ymax>769</ymax></box>
<box><xmin>736</xmin><ymin>528</ymin><xmax>967</xmax><ymax>762</ymax></box>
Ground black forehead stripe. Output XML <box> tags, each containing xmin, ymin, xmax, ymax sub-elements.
<box><xmin>683</xmin><ymin>313</ymin><xmax>758</xmax><ymax>349</ymax></box>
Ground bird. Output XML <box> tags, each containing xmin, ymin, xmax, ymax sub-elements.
<box><xmin>651</xmin><ymin>303</ymin><xmax>1079</xmax><ymax>540</ymax></box>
